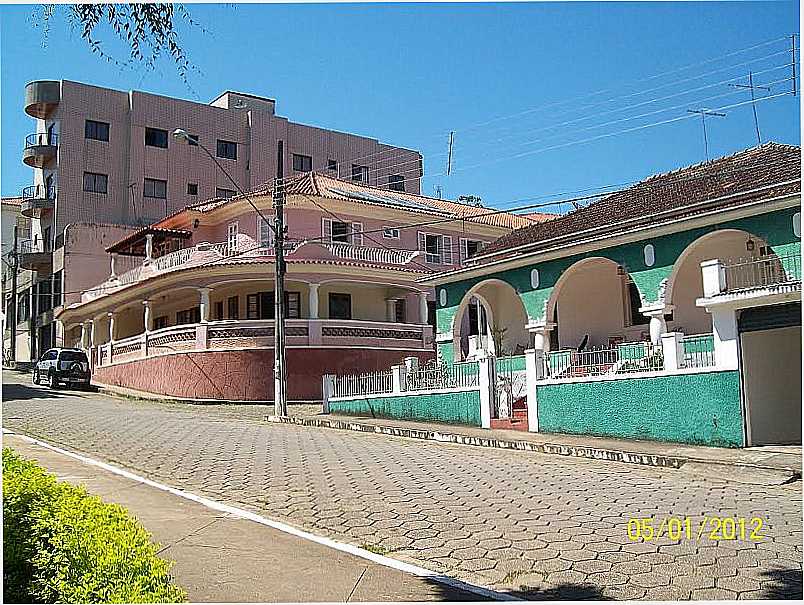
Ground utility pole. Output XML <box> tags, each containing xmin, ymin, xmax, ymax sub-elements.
<box><xmin>9</xmin><ymin>225</ymin><xmax>19</xmax><ymax>362</ymax></box>
<box><xmin>687</xmin><ymin>108</ymin><xmax>726</xmax><ymax>160</ymax></box>
<box><xmin>729</xmin><ymin>71</ymin><xmax>770</xmax><ymax>144</ymax></box>
<box><xmin>273</xmin><ymin>141</ymin><xmax>288</xmax><ymax>416</ymax></box>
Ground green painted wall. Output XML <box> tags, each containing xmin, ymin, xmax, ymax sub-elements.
<box><xmin>535</xmin><ymin>370</ymin><xmax>744</xmax><ymax>447</ymax></box>
<box><xmin>329</xmin><ymin>390</ymin><xmax>482</xmax><ymax>426</ymax></box>
<box><xmin>436</xmin><ymin>207</ymin><xmax>800</xmax><ymax>339</ymax></box>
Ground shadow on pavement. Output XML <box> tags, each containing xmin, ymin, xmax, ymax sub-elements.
<box><xmin>759</xmin><ymin>567</ymin><xmax>803</xmax><ymax>599</ymax></box>
<box><xmin>2</xmin><ymin>378</ymin><xmax>96</xmax><ymax>403</ymax></box>
<box><xmin>419</xmin><ymin>577</ymin><xmax>605</xmax><ymax>601</ymax></box>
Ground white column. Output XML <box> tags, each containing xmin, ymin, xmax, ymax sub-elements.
<box><xmin>145</xmin><ymin>234</ymin><xmax>154</xmax><ymax>262</ymax></box>
<box><xmin>528</xmin><ymin>321</ymin><xmax>556</xmax><ymax>353</ymax></box>
<box><xmin>661</xmin><ymin>332</ymin><xmax>684</xmax><ymax>371</ymax></box>
<box><xmin>524</xmin><ymin>348</ymin><xmax>543</xmax><ymax>433</ymax></box>
<box><xmin>391</xmin><ymin>364</ymin><xmax>406</xmax><ymax>393</ymax></box>
<box><xmin>701</xmin><ymin>259</ymin><xmax>726</xmax><ymax>298</ymax></box>
<box><xmin>641</xmin><ymin>306</ymin><xmax>672</xmax><ymax>345</ymax></box>
<box><xmin>419</xmin><ymin>292</ymin><xmax>429</xmax><ymax>325</ymax></box>
<box><xmin>143</xmin><ymin>300</ymin><xmax>153</xmax><ymax>332</ymax></box>
<box><xmin>321</xmin><ymin>374</ymin><xmax>335</xmax><ymax>414</ymax></box>
<box><xmin>110</xmin><ymin>253</ymin><xmax>117</xmax><ymax>278</ymax></box>
<box><xmin>107</xmin><ymin>312</ymin><xmax>116</xmax><ymax>343</ymax></box>
<box><xmin>89</xmin><ymin>319</ymin><xmax>96</xmax><ymax>347</ymax></box>
<box><xmin>386</xmin><ymin>299</ymin><xmax>397</xmax><ymax>323</ymax></box>
<box><xmin>478</xmin><ymin>355</ymin><xmax>495</xmax><ymax>429</ymax></box>
<box><xmin>80</xmin><ymin>322</ymin><xmax>88</xmax><ymax>349</ymax></box>
<box><xmin>198</xmin><ymin>288</ymin><xmax>211</xmax><ymax>323</ymax></box>
<box><xmin>710</xmin><ymin>306</ymin><xmax>739</xmax><ymax>370</ymax></box>
<box><xmin>308</xmin><ymin>284</ymin><xmax>319</xmax><ymax>319</ymax></box>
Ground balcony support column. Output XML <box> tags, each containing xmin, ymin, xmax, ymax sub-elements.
<box><xmin>308</xmin><ymin>283</ymin><xmax>319</xmax><ymax>319</ymax></box>
<box><xmin>198</xmin><ymin>288</ymin><xmax>211</xmax><ymax>324</ymax></box>
<box><xmin>107</xmin><ymin>312</ymin><xmax>116</xmax><ymax>344</ymax></box>
<box><xmin>701</xmin><ymin>259</ymin><xmax>726</xmax><ymax>297</ymax></box>
<box><xmin>419</xmin><ymin>292</ymin><xmax>429</xmax><ymax>325</ymax></box>
<box><xmin>143</xmin><ymin>300</ymin><xmax>153</xmax><ymax>332</ymax></box>
<box><xmin>640</xmin><ymin>304</ymin><xmax>673</xmax><ymax>345</ymax></box>
<box><xmin>110</xmin><ymin>253</ymin><xmax>117</xmax><ymax>279</ymax></box>
<box><xmin>527</xmin><ymin>321</ymin><xmax>556</xmax><ymax>353</ymax></box>
<box><xmin>385</xmin><ymin>299</ymin><xmax>397</xmax><ymax>323</ymax></box>
<box><xmin>145</xmin><ymin>234</ymin><xmax>154</xmax><ymax>262</ymax></box>
<box><xmin>709</xmin><ymin>306</ymin><xmax>739</xmax><ymax>370</ymax></box>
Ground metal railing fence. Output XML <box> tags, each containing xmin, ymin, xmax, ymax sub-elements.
<box><xmin>723</xmin><ymin>252</ymin><xmax>801</xmax><ymax>292</ymax></box>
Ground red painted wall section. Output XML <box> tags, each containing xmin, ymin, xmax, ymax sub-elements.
<box><xmin>93</xmin><ymin>348</ymin><xmax>434</xmax><ymax>401</ymax></box>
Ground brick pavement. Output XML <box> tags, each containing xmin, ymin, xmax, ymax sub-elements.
<box><xmin>3</xmin><ymin>372</ymin><xmax>802</xmax><ymax>600</ymax></box>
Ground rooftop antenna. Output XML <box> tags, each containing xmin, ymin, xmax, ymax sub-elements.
<box><xmin>433</xmin><ymin>184</ymin><xmax>443</xmax><ymax>199</ymax></box>
<box><xmin>728</xmin><ymin>71</ymin><xmax>770</xmax><ymax>144</ymax></box>
<box><xmin>687</xmin><ymin>108</ymin><xmax>726</xmax><ymax>160</ymax></box>
<box><xmin>446</xmin><ymin>131</ymin><xmax>455</xmax><ymax>176</ymax></box>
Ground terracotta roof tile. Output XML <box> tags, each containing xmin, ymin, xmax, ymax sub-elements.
<box><xmin>480</xmin><ymin>142</ymin><xmax>801</xmax><ymax>258</ymax></box>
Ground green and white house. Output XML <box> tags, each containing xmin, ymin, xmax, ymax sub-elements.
<box><xmin>324</xmin><ymin>143</ymin><xmax>801</xmax><ymax>448</ymax></box>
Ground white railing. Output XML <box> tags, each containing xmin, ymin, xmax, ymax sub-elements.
<box><xmin>321</xmin><ymin>242</ymin><xmax>420</xmax><ymax>266</ymax></box>
<box><xmin>405</xmin><ymin>360</ymin><xmax>479</xmax><ymax>391</ymax></box>
<box><xmin>332</xmin><ymin>370</ymin><xmax>394</xmax><ymax>397</ymax></box>
<box><xmin>116</xmin><ymin>265</ymin><xmax>144</xmax><ymax>285</ymax></box>
<box><xmin>149</xmin><ymin>247</ymin><xmax>195</xmax><ymax>272</ymax></box>
<box><xmin>680</xmin><ymin>333</ymin><xmax>716</xmax><ymax>369</ymax></box>
<box><xmin>544</xmin><ymin>341</ymin><xmax>663</xmax><ymax>378</ymax></box>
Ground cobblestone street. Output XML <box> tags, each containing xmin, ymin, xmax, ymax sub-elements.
<box><xmin>3</xmin><ymin>372</ymin><xmax>802</xmax><ymax>600</ymax></box>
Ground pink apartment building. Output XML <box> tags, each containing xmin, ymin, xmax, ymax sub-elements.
<box><xmin>15</xmin><ymin>79</ymin><xmax>423</xmax><ymax>358</ymax></box>
<box><xmin>56</xmin><ymin>174</ymin><xmax>535</xmax><ymax>402</ymax></box>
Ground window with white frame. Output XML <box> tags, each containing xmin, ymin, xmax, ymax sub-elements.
<box><xmin>257</xmin><ymin>216</ymin><xmax>272</xmax><ymax>248</ymax></box>
<box><xmin>460</xmin><ymin>238</ymin><xmax>484</xmax><ymax>262</ymax></box>
<box><xmin>418</xmin><ymin>232</ymin><xmax>452</xmax><ymax>264</ymax></box>
<box><xmin>383</xmin><ymin>227</ymin><xmax>400</xmax><ymax>239</ymax></box>
<box><xmin>322</xmin><ymin>218</ymin><xmax>363</xmax><ymax>245</ymax></box>
<box><xmin>227</xmin><ymin>222</ymin><xmax>239</xmax><ymax>254</ymax></box>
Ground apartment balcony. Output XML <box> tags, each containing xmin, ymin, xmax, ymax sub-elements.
<box><xmin>24</xmin><ymin>80</ymin><xmax>61</xmax><ymax>119</ymax></box>
<box><xmin>22</xmin><ymin>132</ymin><xmax>58</xmax><ymax>168</ymax></box>
<box><xmin>18</xmin><ymin>239</ymin><xmax>52</xmax><ymax>273</ymax></box>
<box><xmin>20</xmin><ymin>184</ymin><xmax>56</xmax><ymax>218</ymax></box>
<box><xmin>699</xmin><ymin>252</ymin><xmax>802</xmax><ymax>309</ymax></box>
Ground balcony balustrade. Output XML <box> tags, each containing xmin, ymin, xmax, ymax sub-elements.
<box><xmin>22</xmin><ymin>132</ymin><xmax>58</xmax><ymax>168</ymax></box>
<box><xmin>21</xmin><ymin>184</ymin><xmax>56</xmax><ymax>218</ymax></box>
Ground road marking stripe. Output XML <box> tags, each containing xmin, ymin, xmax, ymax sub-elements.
<box><xmin>3</xmin><ymin>430</ymin><xmax>520</xmax><ymax>602</ymax></box>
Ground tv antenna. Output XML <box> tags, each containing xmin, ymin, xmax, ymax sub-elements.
<box><xmin>687</xmin><ymin>108</ymin><xmax>726</xmax><ymax>160</ymax></box>
<box><xmin>728</xmin><ymin>71</ymin><xmax>770</xmax><ymax>144</ymax></box>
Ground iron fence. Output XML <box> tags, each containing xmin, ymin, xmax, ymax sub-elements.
<box><xmin>723</xmin><ymin>252</ymin><xmax>801</xmax><ymax>292</ymax></box>
<box><xmin>680</xmin><ymin>333</ymin><xmax>716</xmax><ymax>368</ymax></box>
<box><xmin>544</xmin><ymin>341</ymin><xmax>663</xmax><ymax>378</ymax></box>
<box><xmin>405</xmin><ymin>359</ymin><xmax>479</xmax><ymax>392</ymax></box>
<box><xmin>331</xmin><ymin>369</ymin><xmax>394</xmax><ymax>398</ymax></box>
<box><xmin>495</xmin><ymin>355</ymin><xmax>528</xmax><ymax>419</ymax></box>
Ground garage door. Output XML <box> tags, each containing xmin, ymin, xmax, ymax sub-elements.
<box><xmin>739</xmin><ymin>303</ymin><xmax>801</xmax><ymax>446</ymax></box>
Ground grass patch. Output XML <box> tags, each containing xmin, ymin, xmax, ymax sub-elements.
<box><xmin>359</xmin><ymin>542</ymin><xmax>390</xmax><ymax>555</ymax></box>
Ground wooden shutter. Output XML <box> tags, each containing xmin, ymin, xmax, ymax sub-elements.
<box><xmin>442</xmin><ymin>235</ymin><xmax>453</xmax><ymax>265</ymax></box>
<box><xmin>322</xmin><ymin>218</ymin><xmax>332</xmax><ymax>242</ymax></box>
<box><xmin>351</xmin><ymin>222</ymin><xmax>364</xmax><ymax>246</ymax></box>
<box><xmin>460</xmin><ymin>238</ymin><xmax>468</xmax><ymax>263</ymax></box>
<box><xmin>418</xmin><ymin>232</ymin><xmax>426</xmax><ymax>253</ymax></box>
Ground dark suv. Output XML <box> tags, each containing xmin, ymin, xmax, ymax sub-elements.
<box><xmin>32</xmin><ymin>348</ymin><xmax>91</xmax><ymax>389</ymax></box>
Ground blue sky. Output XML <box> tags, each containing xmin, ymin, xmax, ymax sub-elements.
<box><xmin>1</xmin><ymin>2</ymin><xmax>800</xmax><ymax>213</ymax></box>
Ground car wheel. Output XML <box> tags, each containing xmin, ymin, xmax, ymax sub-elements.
<box><xmin>48</xmin><ymin>372</ymin><xmax>59</xmax><ymax>389</ymax></box>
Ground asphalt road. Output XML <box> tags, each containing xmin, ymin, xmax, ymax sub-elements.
<box><xmin>3</xmin><ymin>370</ymin><xmax>802</xmax><ymax>600</ymax></box>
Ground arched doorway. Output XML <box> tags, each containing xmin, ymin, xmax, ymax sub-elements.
<box><xmin>546</xmin><ymin>257</ymin><xmax>648</xmax><ymax>350</ymax></box>
<box><xmin>664</xmin><ymin>229</ymin><xmax>770</xmax><ymax>334</ymax></box>
<box><xmin>452</xmin><ymin>279</ymin><xmax>529</xmax><ymax>361</ymax></box>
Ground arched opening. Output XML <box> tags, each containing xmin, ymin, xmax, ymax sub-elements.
<box><xmin>452</xmin><ymin>279</ymin><xmax>529</xmax><ymax>361</ymax></box>
<box><xmin>665</xmin><ymin>229</ymin><xmax>770</xmax><ymax>335</ymax></box>
<box><xmin>547</xmin><ymin>257</ymin><xmax>648</xmax><ymax>350</ymax></box>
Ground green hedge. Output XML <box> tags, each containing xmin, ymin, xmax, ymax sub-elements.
<box><xmin>2</xmin><ymin>448</ymin><xmax>186</xmax><ymax>603</ymax></box>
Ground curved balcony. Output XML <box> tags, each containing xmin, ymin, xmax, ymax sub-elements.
<box><xmin>22</xmin><ymin>132</ymin><xmax>58</xmax><ymax>168</ymax></box>
<box><xmin>20</xmin><ymin>184</ymin><xmax>56</xmax><ymax>218</ymax></box>
<box><xmin>17</xmin><ymin>239</ymin><xmax>52</xmax><ymax>273</ymax></box>
<box><xmin>24</xmin><ymin>80</ymin><xmax>61</xmax><ymax>118</ymax></box>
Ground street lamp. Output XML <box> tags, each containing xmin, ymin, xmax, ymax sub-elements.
<box><xmin>172</xmin><ymin>128</ymin><xmax>289</xmax><ymax>416</ymax></box>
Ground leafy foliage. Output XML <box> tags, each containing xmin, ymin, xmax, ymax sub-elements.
<box><xmin>36</xmin><ymin>4</ymin><xmax>203</xmax><ymax>85</ymax></box>
<box><xmin>2</xmin><ymin>448</ymin><xmax>186</xmax><ymax>604</ymax></box>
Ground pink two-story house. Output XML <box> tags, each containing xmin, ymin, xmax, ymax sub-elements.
<box><xmin>56</xmin><ymin>174</ymin><xmax>536</xmax><ymax>401</ymax></box>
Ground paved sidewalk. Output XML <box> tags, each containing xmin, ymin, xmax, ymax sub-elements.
<box><xmin>3</xmin><ymin>434</ymin><xmax>490</xmax><ymax>603</ymax></box>
<box><xmin>270</xmin><ymin>411</ymin><xmax>802</xmax><ymax>480</ymax></box>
